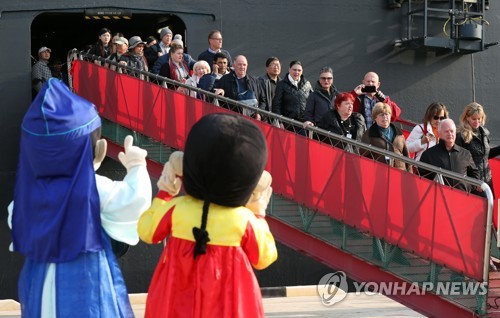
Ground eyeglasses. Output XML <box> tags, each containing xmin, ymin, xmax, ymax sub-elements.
<box><xmin>210</xmin><ymin>37</ymin><xmax>223</xmax><ymax>41</ymax></box>
<box><xmin>377</xmin><ymin>113</ymin><xmax>391</xmax><ymax>118</ymax></box>
<box><xmin>320</xmin><ymin>77</ymin><xmax>333</xmax><ymax>80</ymax></box>
<box><xmin>433</xmin><ymin>115</ymin><xmax>446</xmax><ymax>120</ymax></box>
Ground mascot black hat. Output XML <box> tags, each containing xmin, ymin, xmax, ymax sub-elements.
<box><xmin>183</xmin><ymin>113</ymin><xmax>267</xmax><ymax>257</ymax></box>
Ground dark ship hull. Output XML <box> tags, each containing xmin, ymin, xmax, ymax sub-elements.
<box><xmin>1</xmin><ymin>0</ymin><xmax>498</xmax><ymax>299</ymax></box>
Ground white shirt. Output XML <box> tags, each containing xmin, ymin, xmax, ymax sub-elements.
<box><xmin>406</xmin><ymin>122</ymin><xmax>437</xmax><ymax>161</ymax></box>
<box><xmin>288</xmin><ymin>74</ymin><xmax>299</xmax><ymax>87</ymax></box>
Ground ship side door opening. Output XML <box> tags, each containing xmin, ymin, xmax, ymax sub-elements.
<box><xmin>30</xmin><ymin>11</ymin><xmax>187</xmax><ymax>65</ymax></box>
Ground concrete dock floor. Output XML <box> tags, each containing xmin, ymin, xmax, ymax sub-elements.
<box><xmin>0</xmin><ymin>288</ymin><xmax>424</xmax><ymax>317</ymax></box>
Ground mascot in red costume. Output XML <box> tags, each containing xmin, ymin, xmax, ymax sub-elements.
<box><xmin>138</xmin><ymin>113</ymin><xmax>277</xmax><ymax>318</ymax></box>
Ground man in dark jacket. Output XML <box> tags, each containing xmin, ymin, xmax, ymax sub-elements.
<box><xmin>215</xmin><ymin>55</ymin><xmax>266</xmax><ymax>121</ymax></box>
<box><xmin>420</xmin><ymin>118</ymin><xmax>481</xmax><ymax>280</ymax></box>
<box><xmin>304</xmin><ymin>66</ymin><xmax>339</xmax><ymax>127</ymax></box>
<box><xmin>420</xmin><ymin>118</ymin><xmax>480</xmax><ymax>192</ymax></box>
<box><xmin>198</xmin><ymin>30</ymin><xmax>233</xmax><ymax>68</ymax></box>
<box><xmin>145</xmin><ymin>27</ymin><xmax>172</xmax><ymax>69</ymax></box>
<box><xmin>258</xmin><ymin>57</ymin><xmax>282</xmax><ymax>112</ymax></box>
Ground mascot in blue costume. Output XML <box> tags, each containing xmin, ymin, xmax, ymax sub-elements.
<box><xmin>9</xmin><ymin>78</ymin><xmax>152</xmax><ymax>317</ymax></box>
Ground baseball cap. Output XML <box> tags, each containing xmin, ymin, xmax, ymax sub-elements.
<box><xmin>38</xmin><ymin>47</ymin><xmax>51</xmax><ymax>54</ymax></box>
<box><xmin>114</xmin><ymin>37</ymin><xmax>129</xmax><ymax>46</ymax></box>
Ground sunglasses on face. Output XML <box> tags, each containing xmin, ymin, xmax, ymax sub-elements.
<box><xmin>433</xmin><ymin>115</ymin><xmax>446</xmax><ymax>120</ymax></box>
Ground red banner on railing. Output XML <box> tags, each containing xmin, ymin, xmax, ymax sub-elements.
<box><xmin>72</xmin><ymin>61</ymin><xmax>488</xmax><ymax>281</ymax></box>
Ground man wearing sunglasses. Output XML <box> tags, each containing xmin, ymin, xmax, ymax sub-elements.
<box><xmin>351</xmin><ymin>71</ymin><xmax>401</xmax><ymax>128</ymax></box>
<box><xmin>303</xmin><ymin>66</ymin><xmax>339</xmax><ymax>128</ymax></box>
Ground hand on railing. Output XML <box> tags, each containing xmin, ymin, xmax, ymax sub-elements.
<box><xmin>303</xmin><ymin>121</ymin><xmax>314</xmax><ymax>129</ymax></box>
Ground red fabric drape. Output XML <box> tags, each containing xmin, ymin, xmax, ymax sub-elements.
<box><xmin>72</xmin><ymin>60</ymin><xmax>489</xmax><ymax>280</ymax></box>
<box><xmin>490</xmin><ymin>159</ymin><xmax>500</xmax><ymax>229</ymax></box>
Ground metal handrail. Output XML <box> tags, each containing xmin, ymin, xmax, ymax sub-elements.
<box><xmin>67</xmin><ymin>50</ymin><xmax>480</xmax><ymax>185</ymax></box>
<box><xmin>67</xmin><ymin>49</ymin><xmax>494</xmax><ymax>283</ymax></box>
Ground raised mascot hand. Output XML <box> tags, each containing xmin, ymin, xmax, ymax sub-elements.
<box><xmin>118</xmin><ymin>135</ymin><xmax>147</xmax><ymax>171</ymax></box>
<box><xmin>245</xmin><ymin>170</ymin><xmax>273</xmax><ymax>217</ymax></box>
<box><xmin>157</xmin><ymin>151</ymin><xmax>184</xmax><ymax>196</ymax></box>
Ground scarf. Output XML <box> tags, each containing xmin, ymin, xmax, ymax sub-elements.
<box><xmin>169</xmin><ymin>58</ymin><xmax>189</xmax><ymax>82</ymax></box>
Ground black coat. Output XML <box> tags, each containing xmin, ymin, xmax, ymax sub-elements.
<box><xmin>420</xmin><ymin>140</ymin><xmax>480</xmax><ymax>192</ymax></box>
<box><xmin>88</xmin><ymin>43</ymin><xmax>111</xmax><ymax>59</ymax></box>
<box><xmin>119</xmin><ymin>53</ymin><xmax>148</xmax><ymax>73</ymax></box>
<box><xmin>272</xmin><ymin>74</ymin><xmax>312</xmax><ymax>122</ymax></box>
<box><xmin>258</xmin><ymin>74</ymin><xmax>281</xmax><ymax>112</ymax></box>
<box><xmin>455</xmin><ymin>126</ymin><xmax>500</xmax><ymax>190</ymax></box>
<box><xmin>317</xmin><ymin>111</ymin><xmax>366</xmax><ymax>150</ymax></box>
<box><xmin>214</xmin><ymin>72</ymin><xmax>266</xmax><ymax>112</ymax></box>
<box><xmin>197</xmin><ymin>49</ymin><xmax>233</xmax><ymax>67</ymax></box>
<box><xmin>144</xmin><ymin>45</ymin><xmax>159</xmax><ymax>69</ymax></box>
<box><xmin>304</xmin><ymin>81</ymin><xmax>339</xmax><ymax>124</ymax></box>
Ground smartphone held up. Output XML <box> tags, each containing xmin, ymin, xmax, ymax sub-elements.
<box><xmin>361</xmin><ymin>85</ymin><xmax>377</xmax><ymax>93</ymax></box>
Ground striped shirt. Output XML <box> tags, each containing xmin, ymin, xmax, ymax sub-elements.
<box><xmin>32</xmin><ymin>60</ymin><xmax>53</xmax><ymax>92</ymax></box>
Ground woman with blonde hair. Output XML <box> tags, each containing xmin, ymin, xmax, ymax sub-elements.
<box><xmin>407</xmin><ymin>102</ymin><xmax>449</xmax><ymax>161</ymax></box>
<box><xmin>456</xmin><ymin>102</ymin><xmax>500</xmax><ymax>196</ymax></box>
<box><xmin>182</xmin><ymin>60</ymin><xmax>211</xmax><ymax>98</ymax></box>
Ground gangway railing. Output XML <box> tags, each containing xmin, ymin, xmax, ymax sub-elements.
<box><xmin>68</xmin><ymin>49</ymin><xmax>495</xmax><ymax>316</ymax></box>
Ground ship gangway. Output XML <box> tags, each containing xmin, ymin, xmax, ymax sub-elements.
<box><xmin>68</xmin><ymin>50</ymin><xmax>500</xmax><ymax>317</ymax></box>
